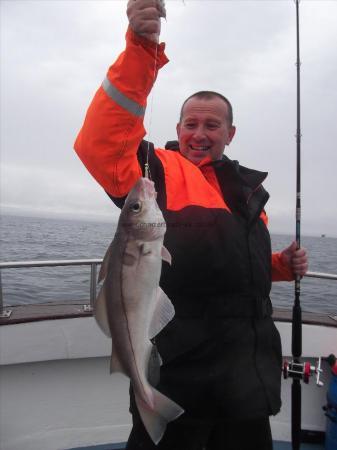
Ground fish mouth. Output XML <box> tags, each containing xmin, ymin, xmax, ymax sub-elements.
<box><xmin>135</xmin><ymin>177</ymin><xmax>156</xmax><ymax>201</ymax></box>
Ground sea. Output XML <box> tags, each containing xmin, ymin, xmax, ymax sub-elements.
<box><xmin>0</xmin><ymin>214</ymin><xmax>336</xmax><ymax>315</ymax></box>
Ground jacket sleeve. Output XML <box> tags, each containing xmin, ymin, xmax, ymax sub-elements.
<box><xmin>261</xmin><ymin>211</ymin><xmax>295</xmax><ymax>281</ymax></box>
<box><xmin>74</xmin><ymin>27</ymin><xmax>169</xmax><ymax>197</ymax></box>
<box><xmin>271</xmin><ymin>252</ymin><xmax>295</xmax><ymax>282</ymax></box>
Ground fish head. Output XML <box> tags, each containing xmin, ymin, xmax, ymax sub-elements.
<box><xmin>121</xmin><ymin>177</ymin><xmax>166</xmax><ymax>241</ymax></box>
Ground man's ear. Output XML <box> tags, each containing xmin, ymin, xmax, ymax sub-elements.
<box><xmin>227</xmin><ymin>125</ymin><xmax>236</xmax><ymax>144</ymax></box>
<box><xmin>176</xmin><ymin>122</ymin><xmax>181</xmax><ymax>138</ymax></box>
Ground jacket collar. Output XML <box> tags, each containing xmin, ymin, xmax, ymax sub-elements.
<box><xmin>212</xmin><ymin>155</ymin><xmax>268</xmax><ymax>193</ymax></box>
<box><xmin>212</xmin><ymin>156</ymin><xmax>270</xmax><ymax>223</ymax></box>
<box><xmin>164</xmin><ymin>141</ymin><xmax>269</xmax><ymax>220</ymax></box>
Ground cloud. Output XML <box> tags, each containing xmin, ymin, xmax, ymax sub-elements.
<box><xmin>1</xmin><ymin>0</ymin><xmax>336</xmax><ymax>237</ymax></box>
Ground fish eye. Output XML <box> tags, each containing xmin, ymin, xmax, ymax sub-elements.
<box><xmin>129</xmin><ymin>201</ymin><xmax>142</xmax><ymax>213</ymax></box>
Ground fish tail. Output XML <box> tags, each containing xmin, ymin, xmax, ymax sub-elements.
<box><xmin>134</xmin><ymin>388</ymin><xmax>184</xmax><ymax>445</ymax></box>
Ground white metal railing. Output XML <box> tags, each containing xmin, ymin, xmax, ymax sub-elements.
<box><xmin>0</xmin><ymin>259</ymin><xmax>336</xmax><ymax>319</ymax></box>
<box><xmin>0</xmin><ymin>259</ymin><xmax>102</xmax><ymax>318</ymax></box>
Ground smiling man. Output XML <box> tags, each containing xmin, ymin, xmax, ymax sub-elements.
<box><xmin>74</xmin><ymin>1</ymin><xmax>308</xmax><ymax>449</ymax></box>
<box><xmin>177</xmin><ymin>93</ymin><xmax>236</xmax><ymax>165</ymax></box>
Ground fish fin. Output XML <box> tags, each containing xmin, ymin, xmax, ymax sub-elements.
<box><xmin>161</xmin><ymin>246</ymin><xmax>172</xmax><ymax>265</ymax></box>
<box><xmin>148</xmin><ymin>288</ymin><xmax>175</xmax><ymax>339</ymax></box>
<box><xmin>94</xmin><ymin>285</ymin><xmax>111</xmax><ymax>337</ymax></box>
<box><xmin>135</xmin><ymin>388</ymin><xmax>184</xmax><ymax>445</ymax></box>
<box><xmin>147</xmin><ymin>344</ymin><xmax>162</xmax><ymax>387</ymax></box>
<box><xmin>98</xmin><ymin>241</ymin><xmax>114</xmax><ymax>283</ymax></box>
<box><xmin>109</xmin><ymin>344</ymin><xmax>124</xmax><ymax>374</ymax></box>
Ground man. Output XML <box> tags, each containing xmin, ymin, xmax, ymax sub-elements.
<box><xmin>75</xmin><ymin>1</ymin><xmax>308</xmax><ymax>449</ymax></box>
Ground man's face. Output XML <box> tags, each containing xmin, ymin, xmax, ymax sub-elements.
<box><xmin>176</xmin><ymin>96</ymin><xmax>236</xmax><ymax>165</ymax></box>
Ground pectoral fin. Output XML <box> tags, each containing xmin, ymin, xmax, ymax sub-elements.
<box><xmin>161</xmin><ymin>246</ymin><xmax>172</xmax><ymax>265</ymax></box>
<box><xmin>149</xmin><ymin>288</ymin><xmax>175</xmax><ymax>339</ymax></box>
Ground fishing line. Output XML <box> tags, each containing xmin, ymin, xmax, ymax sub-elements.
<box><xmin>144</xmin><ymin>0</ymin><xmax>167</xmax><ymax>180</ymax></box>
<box><xmin>143</xmin><ymin>0</ymin><xmax>185</xmax><ymax>180</ymax></box>
<box><xmin>144</xmin><ymin>42</ymin><xmax>159</xmax><ymax>181</ymax></box>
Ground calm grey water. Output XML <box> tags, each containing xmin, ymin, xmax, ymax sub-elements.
<box><xmin>0</xmin><ymin>214</ymin><xmax>336</xmax><ymax>315</ymax></box>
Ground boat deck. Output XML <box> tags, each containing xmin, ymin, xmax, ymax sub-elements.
<box><xmin>274</xmin><ymin>442</ymin><xmax>324</xmax><ymax>450</ymax></box>
<box><xmin>67</xmin><ymin>441</ymin><xmax>325</xmax><ymax>450</ymax></box>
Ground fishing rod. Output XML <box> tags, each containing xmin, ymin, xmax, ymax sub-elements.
<box><xmin>292</xmin><ymin>0</ymin><xmax>302</xmax><ymax>447</ymax></box>
<box><xmin>282</xmin><ymin>2</ymin><xmax>324</xmax><ymax>449</ymax></box>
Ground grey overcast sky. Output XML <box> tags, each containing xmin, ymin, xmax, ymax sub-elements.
<box><xmin>1</xmin><ymin>0</ymin><xmax>336</xmax><ymax>237</ymax></box>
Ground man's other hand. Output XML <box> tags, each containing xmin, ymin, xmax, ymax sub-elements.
<box><xmin>280</xmin><ymin>241</ymin><xmax>309</xmax><ymax>277</ymax></box>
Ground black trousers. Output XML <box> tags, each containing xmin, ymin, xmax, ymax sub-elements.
<box><xmin>126</xmin><ymin>319</ymin><xmax>279</xmax><ymax>449</ymax></box>
<box><xmin>125</xmin><ymin>408</ymin><xmax>273</xmax><ymax>450</ymax></box>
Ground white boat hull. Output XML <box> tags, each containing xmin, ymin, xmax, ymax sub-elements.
<box><xmin>0</xmin><ymin>316</ymin><xmax>336</xmax><ymax>450</ymax></box>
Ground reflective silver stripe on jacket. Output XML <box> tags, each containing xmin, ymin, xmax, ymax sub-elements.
<box><xmin>102</xmin><ymin>77</ymin><xmax>145</xmax><ymax>117</ymax></box>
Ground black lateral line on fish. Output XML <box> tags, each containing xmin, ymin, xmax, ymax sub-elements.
<box><xmin>120</xmin><ymin>232</ymin><xmax>150</xmax><ymax>403</ymax></box>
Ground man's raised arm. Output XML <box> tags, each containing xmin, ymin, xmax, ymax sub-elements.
<box><xmin>74</xmin><ymin>0</ymin><xmax>168</xmax><ymax>198</ymax></box>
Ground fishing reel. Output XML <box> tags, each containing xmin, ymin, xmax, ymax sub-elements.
<box><xmin>283</xmin><ymin>357</ymin><xmax>324</xmax><ymax>386</ymax></box>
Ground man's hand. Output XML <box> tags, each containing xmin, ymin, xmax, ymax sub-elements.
<box><xmin>280</xmin><ymin>241</ymin><xmax>309</xmax><ymax>277</ymax></box>
<box><xmin>127</xmin><ymin>0</ymin><xmax>166</xmax><ymax>43</ymax></box>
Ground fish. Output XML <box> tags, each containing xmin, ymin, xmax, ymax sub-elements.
<box><xmin>94</xmin><ymin>176</ymin><xmax>184</xmax><ymax>444</ymax></box>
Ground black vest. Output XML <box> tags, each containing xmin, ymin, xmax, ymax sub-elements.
<box><xmin>109</xmin><ymin>140</ymin><xmax>282</xmax><ymax>418</ymax></box>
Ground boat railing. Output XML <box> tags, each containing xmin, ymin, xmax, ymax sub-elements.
<box><xmin>0</xmin><ymin>259</ymin><xmax>101</xmax><ymax>318</ymax></box>
<box><xmin>0</xmin><ymin>259</ymin><xmax>336</xmax><ymax>319</ymax></box>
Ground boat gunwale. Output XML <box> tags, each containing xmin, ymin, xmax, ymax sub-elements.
<box><xmin>0</xmin><ymin>303</ymin><xmax>336</xmax><ymax>328</ymax></box>
<box><xmin>1</xmin><ymin>260</ymin><xmax>336</xmax><ymax>327</ymax></box>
